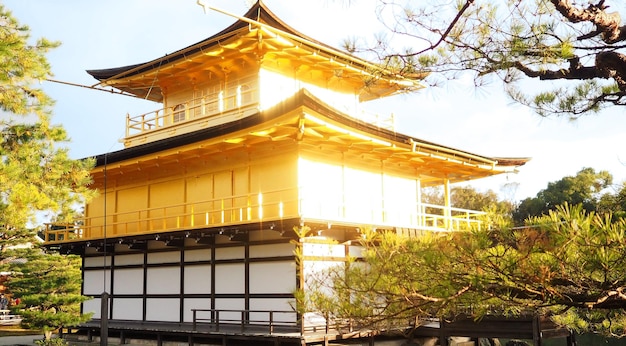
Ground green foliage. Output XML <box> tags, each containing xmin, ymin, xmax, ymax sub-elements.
<box><xmin>360</xmin><ymin>0</ymin><xmax>626</xmax><ymax>116</ymax></box>
<box><xmin>0</xmin><ymin>5</ymin><xmax>58</xmax><ymax>116</ymax></box>
<box><xmin>6</xmin><ymin>251</ymin><xmax>92</xmax><ymax>334</ymax></box>
<box><xmin>300</xmin><ymin>205</ymin><xmax>626</xmax><ymax>337</ymax></box>
<box><xmin>422</xmin><ymin>185</ymin><xmax>513</xmax><ymax>217</ymax></box>
<box><xmin>0</xmin><ymin>5</ymin><xmax>95</xmax><ymax>250</ymax></box>
<box><xmin>0</xmin><ymin>5</ymin><xmax>95</xmax><ymax>338</ymax></box>
<box><xmin>513</xmin><ymin>167</ymin><xmax>613</xmax><ymax>224</ymax></box>
<box><xmin>35</xmin><ymin>337</ymin><xmax>68</xmax><ymax>346</ymax></box>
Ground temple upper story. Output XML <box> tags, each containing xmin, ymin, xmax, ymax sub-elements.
<box><xmin>87</xmin><ymin>1</ymin><xmax>425</xmax><ymax>148</ymax></box>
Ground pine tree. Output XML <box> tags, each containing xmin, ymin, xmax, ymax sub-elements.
<box><xmin>0</xmin><ymin>4</ymin><xmax>95</xmax><ymax>340</ymax></box>
<box><xmin>348</xmin><ymin>1</ymin><xmax>626</xmax><ymax>117</ymax></box>
<box><xmin>6</xmin><ymin>251</ymin><xmax>91</xmax><ymax>339</ymax></box>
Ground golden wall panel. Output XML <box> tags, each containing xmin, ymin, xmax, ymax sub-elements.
<box><xmin>83</xmin><ymin>141</ymin><xmax>301</xmax><ymax>239</ymax></box>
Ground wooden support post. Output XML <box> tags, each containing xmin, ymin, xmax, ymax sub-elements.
<box><xmin>443</xmin><ymin>178</ymin><xmax>451</xmax><ymax>229</ymax></box>
<box><xmin>100</xmin><ymin>292</ymin><xmax>109</xmax><ymax>346</ymax></box>
<box><xmin>532</xmin><ymin>315</ymin><xmax>541</xmax><ymax>346</ymax></box>
<box><xmin>440</xmin><ymin>318</ymin><xmax>449</xmax><ymax>346</ymax></box>
<box><xmin>566</xmin><ymin>333</ymin><xmax>577</xmax><ymax>346</ymax></box>
<box><xmin>192</xmin><ymin>309</ymin><xmax>197</xmax><ymax>331</ymax></box>
<box><xmin>241</xmin><ymin>310</ymin><xmax>246</xmax><ymax>332</ymax></box>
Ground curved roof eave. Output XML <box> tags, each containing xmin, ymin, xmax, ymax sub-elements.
<box><xmin>89</xmin><ymin>88</ymin><xmax>529</xmax><ymax>173</ymax></box>
<box><xmin>86</xmin><ymin>1</ymin><xmax>426</xmax><ymax>89</ymax></box>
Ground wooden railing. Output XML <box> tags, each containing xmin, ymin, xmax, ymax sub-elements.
<box><xmin>419</xmin><ymin>203</ymin><xmax>486</xmax><ymax>231</ymax></box>
<box><xmin>44</xmin><ymin>188</ymin><xmax>297</xmax><ymax>242</ymax></box>
<box><xmin>190</xmin><ymin>309</ymin><xmax>421</xmax><ymax>336</ymax></box>
<box><xmin>124</xmin><ymin>87</ymin><xmax>396</xmax><ymax>139</ymax></box>
<box><xmin>192</xmin><ymin>309</ymin><xmax>300</xmax><ymax>334</ymax></box>
<box><xmin>299</xmin><ymin>198</ymin><xmax>486</xmax><ymax>233</ymax></box>
<box><xmin>126</xmin><ymin>88</ymin><xmax>259</xmax><ymax>138</ymax></box>
<box><xmin>44</xmin><ymin>190</ymin><xmax>485</xmax><ymax>243</ymax></box>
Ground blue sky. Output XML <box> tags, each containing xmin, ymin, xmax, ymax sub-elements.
<box><xmin>5</xmin><ymin>0</ymin><xmax>626</xmax><ymax>201</ymax></box>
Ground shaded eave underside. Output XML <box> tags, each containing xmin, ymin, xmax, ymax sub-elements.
<box><xmin>89</xmin><ymin>89</ymin><xmax>529</xmax><ymax>186</ymax></box>
<box><xmin>86</xmin><ymin>1</ymin><xmax>425</xmax><ymax>102</ymax></box>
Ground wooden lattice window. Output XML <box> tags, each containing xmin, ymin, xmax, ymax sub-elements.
<box><xmin>173</xmin><ymin>104</ymin><xmax>185</xmax><ymax>122</ymax></box>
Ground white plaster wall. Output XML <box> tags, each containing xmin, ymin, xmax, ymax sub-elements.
<box><xmin>146</xmin><ymin>267</ymin><xmax>180</xmax><ymax>294</ymax></box>
<box><xmin>249</xmin><ymin>243</ymin><xmax>294</xmax><ymax>258</ymax></box>
<box><xmin>147</xmin><ymin>251</ymin><xmax>180</xmax><ymax>264</ymax></box>
<box><xmin>113</xmin><ymin>268</ymin><xmax>143</xmax><ymax>294</ymax></box>
<box><xmin>146</xmin><ymin>298</ymin><xmax>180</xmax><ymax>322</ymax></box>
<box><xmin>184</xmin><ymin>265</ymin><xmax>212</xmax><ymax>294</ymax></box>
<box><xmin>83</xmin><ymin>298</ymin><xmax>101</xmax><ymax>318</ymax></box>
<box><xmin>214</xmin><ymin>298</ymin><xmax>245</xmax><ymax>323</ymax></box>
<box><xmin>112</xmin><ymin>298</ymin><xmax>143</xmax><ymax>320</ymax></box>
<box><xmin>249</xmin><ymin>262</ymin><xmax>295</xmax><ymax>294</ymax></box>
<box><xmin>214</xmin><ymin>263</ymin><xmax>244</xmax><ymax>294</ymax></box>
<box><xmin>185</xmin><ymin>249</ymin><xmax>211</xmax><ymax>262</ymax></box>
<box><xmin>83</xmin><ymin>270</ymin><xmax>111</xmax><ymax>295</ymax></box>
<box><xmin>183</xmin><ymin>298</ymin><xmax>212</xmax><ymax>323</ymax></box>
<box><xmin>115</xmin><ymin>253</ymin><xmax>144</xmax><ymax>266</ymax></box>
<box><xmin>215</xmin><ymin>246</ymin><xmax>243</xmax><ymax>260</ymax></box>
<box><xmin>302</xmin><ymin>243</ymin><xmax>345</xmax><ymax>257</ymax></box>
<box><xmin>249</xmin><ymin>298</ymin><xmax>296</xmax><ymax>323</ymax></box>
<box><xmin>214</xmin><ymin>298</ymin><xmax>244</xmax><ymax>310</ymax></box>
<box><xmin>84</xmin><ymin>256</ymin><xmax>111</xmax><ymax>268</ymax></box>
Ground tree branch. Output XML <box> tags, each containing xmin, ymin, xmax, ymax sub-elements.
<box><xmin>551</xmin><ymin>0</ymin><xmax>626</xmax><ymax>43</ymax></box>
<box><xmin>513</xmin><ymin>57</ymin><xmax>607</xmax><ymax>80</ymax></box>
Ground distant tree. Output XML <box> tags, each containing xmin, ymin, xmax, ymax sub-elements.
<box><xmin>597</xmin><ymin>182</ymin><xmax>626</xmax><ymax>219</ymax></box>
<box><xmin>300</xmin><ymin>204</ymin><xmax>626</xmax><ymax>337</ymax></box>
<box><xmin>347</xmin><ymin>1</ymin><xmax>626</xmax><ymax>117</ymax></box>
<box><xmin>513</xmin><ymin>167</ymin><xmax>612</xmax><ymax>224</ymax></box>
<box><xmin>450</xmin><ymin>185</ymin><xmax>513</xmax><ymax>214</ymax></box>
<box><xmin>423</xmin><ymin>185</ymin><xmax>513</xmax><ymax>216</ymax></box>
<box><xmin>0</xmin><ymin>5</ymin><xmax>94</xmax><ymax>341</ymax></box>
<box><xmin>422</xmin><ymin>185</ymin><xmax>496</xmax><ymax>210</ymax></box>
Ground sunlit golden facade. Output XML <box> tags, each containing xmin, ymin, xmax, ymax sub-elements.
<box><xmin>46</xmin><ymin>2</ymin><xmax>527</xmax><ymax>344</ymax></box>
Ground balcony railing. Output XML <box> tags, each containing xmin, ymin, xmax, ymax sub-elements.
<box><xmin>44</xmin><ymin>188</ymin><xmax>297</xmax><ymax>242</ymax></box>
<box><xmin>44</xmin><ymin>187</ymin><xmax>486</xmax><ymax>243</ymax></box>
<box><xmin>125</xmin><ymin>87</ymin><xmax>260</xmax><ymax>139</ymax></box>
<box><xmin>124</xmin><ymin>87</ymin><xmax>396</xmax><ymax>142</ymax></box>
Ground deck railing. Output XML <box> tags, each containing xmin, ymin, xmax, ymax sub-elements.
<box><xmin>191</xmin><ymin>309</ymin><xmax>300</xmax><ymax>334</ymax></box>
<box><xmin>44</xmin><ymin>188</ymin><xmax>485</xmax><ymax>243</ymax></box>
<box><xmin>190</xmin><ymin>308</ymin><xmax>420</xmax><ymax>336</ymax></box>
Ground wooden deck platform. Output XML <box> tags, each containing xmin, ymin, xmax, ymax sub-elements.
<box><xmin>62</xmin><ymin>314</ymin><xmax>573</xmax><ymax>346</ymax></box>
<box><xmin>63</xmin><ymin>320</ymin><xmax>381</xmax><ymax>346</ymax></box>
